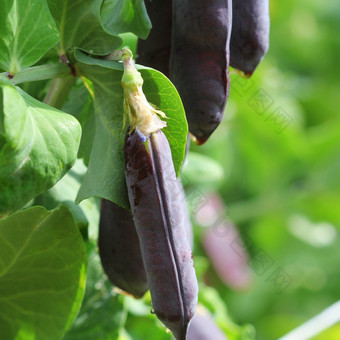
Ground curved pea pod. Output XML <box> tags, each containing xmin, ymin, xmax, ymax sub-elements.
<box><xmin>170</xmin><ymin>0</ymin><xmax>232</xmax><ymax>144</ymax></box>
<box><xmin>137</xmin><ymin>0</ymin><xmax>172</xmax><ymax>76</ymax></box>
<box><xmin>124</xmin><ymin>129</ymin><xmax>198</xmax><ymax>340</ymax></box>
<box><xmin>98</xmin><ymin>199</ymin><xmax>148</xmax><ymax>298</ymax></box>
<box><xmin>230</xmin><ymin>0</ymin><xmax>270</xmax><ymax>76</ymax></box>
<box><xmin>187</xmin><ymin>306</ymin><xmax>228</xmax><ymax>340</ymax></box>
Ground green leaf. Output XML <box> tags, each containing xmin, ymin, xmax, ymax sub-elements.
<box><xmin>74</xmin><ymin>51</ymin><xmax>188</xmax><ymax>208</ymax></box>
<box><xmin>62</xmin><ymin>81</ymin><xmax>96</xmax><ymax>166</ymax></box>
<box><xmin>63</xmin><ymin>246</ymin><xmax>126</xmax><ymax>340</ymax></box>
<box><xmin>101</xmin><ymin>0</ymin><xmax>151</xmax><ymax>39</ymax></box>
<box><xmin>119</xmin><ymin>33</ymin><xmax>138</xmax><ymax>57</ymax></box>
<box><xmin>74</xmin><ymin>62</ymin><xmax>129</xmax><ymax>208</ymax></box>
<box><xmin>33</xmin><ymin>159</ymin><xmax>100</xmax><ymax>240</ymax></box>
<box><xmin>0</xmin><ymin>79</ymin><xmax>81</xmax><ymax>217</ymax></box>
<box><xmin>47</xmin><ymin>0</ymin><xmax>121</xmax><ymax>55</ymax></box>
<box><xmin>141</xmin><ymin>68</ymin><xmax>188</xmax><ymax>175</ymax></box>
<box><xmin>0</xmin><ymin>0</ymin><xmax>59</xmax><ymax>73</ymax></box>
<box><xmin>0</xmin><ymin>205</ymin><xmax>86</xmax><ymax>340</ymax></box>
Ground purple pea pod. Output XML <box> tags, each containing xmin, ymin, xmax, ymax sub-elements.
<box><xmin>98</xmin><ymin>199</ymin><xmax>148</xmax><ymax>298</ymax></box>
<box><xmin>137</xmin><ymin>0</ymin><xmax>172</xmax><ymax>76</ymax></box>
<box><xmin>230</xmin><ymin>0</ymin><xmax>270</xmax><ymax>76</ymax></box>
<box><xmin>203</xmin><ymin>222</ymin><xmax>252</xmax><ymax>291</ymax></box>
<box><xmin>170</xmin><ymin>0</ymin><xmax>232</xmax><ymax>144</ymax></box>
<box><xmin>124</xmin><ymin>128</ymin><xmax>198</xmax><ymax>340</ymax></box>
<box><xmin>196</xmin><ymin>193</ymin><xmax>252</xmax><ymax>290</ymax></box>
<box><xmin>187</xmin><ymin>307</ymin><xmax>228</xmax><ymax>340</ymax></box>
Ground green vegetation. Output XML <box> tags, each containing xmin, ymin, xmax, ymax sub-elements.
<box><xmin>0</xmin><ymin>0</ymin><xmax>339</xmax><ymax>339</ymax></box>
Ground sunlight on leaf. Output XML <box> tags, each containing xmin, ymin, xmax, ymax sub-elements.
<box><xmin>0</xmin><ymin>206</ymin><xmax>86</xmax><ymax>340</ymax></box>
<box><xmin>0</xmin><ymin>0</ymin><xmax>59</xmax><ymax>73</ymax></box>
<box><xmin>0</xmin><ymin>79</ymin><xmax>81</xmax><ymax>217</ymax></box>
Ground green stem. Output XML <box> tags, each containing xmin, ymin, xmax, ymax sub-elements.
<box><xmin>43</xmin><ymin>76</ymin><xmax>75</xmax><ymax>110</ymax></box>
<box><xmin>0</xmin><ymin>63</ymin><xmax>71</xmax><ymax>85</ymax></box>
<box><xmin>278</xmin><ymin>300</ymin><xmax>340</xmax><ymax>340</ymax></box>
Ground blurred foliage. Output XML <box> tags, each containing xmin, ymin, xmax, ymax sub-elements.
<box><xmin>189</xmin><ymin>0</ymin><xmax>340</xmax><ymax>339</ymax></box>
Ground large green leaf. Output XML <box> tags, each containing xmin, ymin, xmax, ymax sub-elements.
<box><xmin>74</xmin><ymin>61</ymin><xmax>128</xmax><ymax>208</ymax></box>
<box><xmin>47</xmin><ymin>0</ymin><xmax>121</xmax><ymax>55</ymax></box>
<box><xmin>101</xmin><ymin>0</ymin><xmax>151</xmax><ymax>39</ymax></box>
<box><xmin>74</xmin><ymin>51</ymin><xmax>188</xmax><ymax>209</ymax></box>
<box><xmin>0</xmin><ymin>79</ymin><xmax>81</xmax><ymax>217</ymax></box>
<box><xmin>0</xmin><ymin>0</ymin><xmax>59</xmax><ymax>73</ymax></box>
<box><xmin>0</xmin><ymin>205</ymin><xmax>86</xmax><ymax>340</ymax></box>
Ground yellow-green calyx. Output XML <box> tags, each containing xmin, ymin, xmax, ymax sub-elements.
<box><xmin>121</xmin><ymin>48</ymin><xmax>167</xmax><ymax>137</ymax></box>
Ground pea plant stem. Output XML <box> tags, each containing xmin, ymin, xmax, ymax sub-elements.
<box><xmin>0</xmin><ymin>63</ymin><xmax>71</xmax><ymax>85</ymax></box>
<box><xmin>43</xmin><ymin>76</ymin><xmax>75</xmax><ymax>109</ymax></box>
<box><xmin>278</xmin><ymin>300</ymin><xmax>340</xmax><ymax>340</ymax></box>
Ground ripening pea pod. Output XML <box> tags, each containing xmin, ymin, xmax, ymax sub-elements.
<box><xmin>170</xmin><ymin>0</ymin><xmax>232</xmax><ymax>144</ymax></box>
<box><xmin>137</xmin><ymin>0</ymin><xmax>172</xmax><ymax>76</ymax></box>
<box><xmin>230</xmin><ymin>0</ymin><xmax>270</xmax><ymax>76</ymax></box>
<box><xmin>98</xmin><ymin>186</ymin><xmax>192</xmax><ymax>300</ymax></box>
<box><xmin>98</xmin><ymin>199</ymin><xmax>148</xmax><ymax>298</ymax></box>
<box><xmin>125</xmin><ymin>129</ymin><xmax>198</xmax><ymax>340</ymax></box>
<box><xmin>120</xmin><ymin>48</ymin><xmax>198</xmax><ymax>340</ymax></box>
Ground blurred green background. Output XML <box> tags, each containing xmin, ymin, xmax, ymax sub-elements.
<box><xmin>187</xmin><ymin>0</ymin><xmax>340</xmax><ymax>338</ymax></box>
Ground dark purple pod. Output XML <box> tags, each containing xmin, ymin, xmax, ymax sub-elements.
<box><xmin>170</xmin><ymin>0</ymin><xmax>232</xmax><ymax>144</ymax></box>
<box><xmin>230</xmin><ymin>0</ymin><xmax>270</xmax><ymax>76</ymax></box>
<box><xmin>124</xmin><ymin>129</ymin><xmax>198</xmax><ymax>340</ymax></box>
<box><xmin>136</xmin><ymin>0</ymin><xmax>172</xmax><ymax>76</ymax></box>
<box><xmin>98</xmin><ymin>199</ymin><xmax>148</xmax><ymax>298</ymax></box>
<box><xmin>187</xmin><ymin>308</ymin><xmax>228</xmax><ymax>340</ymax></box>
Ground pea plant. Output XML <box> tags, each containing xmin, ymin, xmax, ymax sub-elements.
<box><xmin>0</xmin><ymin>1</ymin><xmax>268</xmax><ymax>340</ymax></box>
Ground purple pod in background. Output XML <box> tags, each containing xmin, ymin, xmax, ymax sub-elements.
<box><xmin>194</xmin><ymin>193</ymin><xmax>252</xmax><ymax>290</ymax></box>
<box><xmin>230</xmin><ymin>0</ymin><xmax>270</xmax><ymax>76</ymax></box>
<box><xmin>170</xmin><ymin>0</ymin><xmax>232</xmax><ymax>144</ymax></box>
<box><xmin>98</xmin><ymin>199</ymin><xmax>148</xmax><ymax>298</ymax></box>
<box><xmin>137</xmin><ymin>0</ymin><xmax>172</xmax><ymax>76</ymax></box>
<box><xmin>187</xmin><ymin>307</ymin><xmax>228</xmax><ymax>340</ymax></box>
<box><xmin>203</xmin><ymin>221</ymin><xmax>252</xmax><ymax>291</ymax></box>
<box><xmin>125</xmin><ymin>129</ymin><xmax>198</xmax><ymax>340</ymax></box>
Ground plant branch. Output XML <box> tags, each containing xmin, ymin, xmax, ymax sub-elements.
<box><xmin>278</xmin><ymin>300</ymin><xmax>340</xmax><ymax>340</ymax></box>
<box><xmin>0</xmin><ymin>63</ymin><xmax>71</xmax><ymax>85</ymax></box>
<box><xmin>43</xmin><ymin>76</ymin><xmax>76</xmax><ymax>110</ymax></box>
